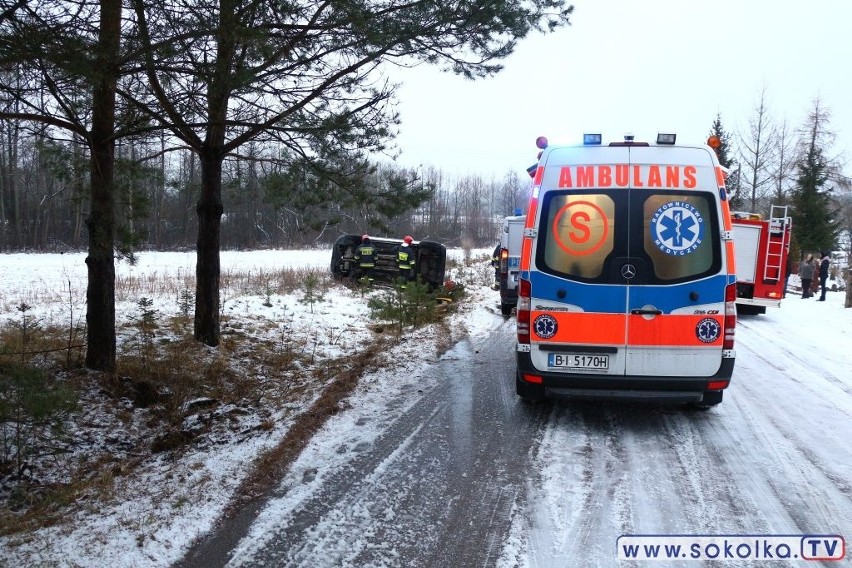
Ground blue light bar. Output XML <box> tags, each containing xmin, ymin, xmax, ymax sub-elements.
<box><xmin>583</xmin><ymin>133</ymin><xmax>602</xmax><ymax>145</ymax></box>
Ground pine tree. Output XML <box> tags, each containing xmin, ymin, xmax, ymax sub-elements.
<box><xmin>1</xmin><ymin>0</ymin><xmax>123</xmax><ymax>371</ymax></box>
<box><xmin>789</xmin><ymin>99</ymin><xmax>840</xmax><ymax>254</ymax></box>
<box><xmin>708</xmin><ymin>113</ymin><xmax>741</xmax><ymax>208</ymax></box>
<box><xmin>128</xmin><ymin>0</ymin><xmax>574</xmax><ymax>347</ymax></box>
<box><xmin>790</xmin><ymin>143</ymin><xmax>838</xmax><ymax>253</ymax></box>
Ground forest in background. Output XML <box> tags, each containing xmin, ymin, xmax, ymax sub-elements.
<box><xmin>4</xmin><ymin>101</ymin><xmax>852</xmax><ymax>256</ymax></box>
<box><xmin>4</xmin><ymin>116</ymin><xmax>852</xmax><ymax>257</ymax></box>
<box><xmin>0</xmin><ymin>126</ymin><xmax>530</xmax><ymax>252</ymax></box>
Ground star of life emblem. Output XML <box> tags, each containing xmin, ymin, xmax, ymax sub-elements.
<box><xmin>533</xmin><ymin>314</ymin><xmax>558</xmax><ymax>339</ymax></box>
<box><xmin>696</xmin><ymin>317</ymin><xmax>721</xmax><ymax>343</ymax></box>
<box><xmin>650</xmin><ymin>201</ymin><xmax>704</xmax><ymax>256</ymax></box>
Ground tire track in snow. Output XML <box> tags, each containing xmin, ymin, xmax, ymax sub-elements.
<box><xmin>519</xmin><ymin>403</ymin><xmax>642</xmax><ymax>568</ymax></box>
<box><xmin>728</xmin><ymin>369</ymin><xmax>851</xmax><ymax>535</ymax></box>
<box><xmin>734</xmin><ymin>317</ymin><xmax>852</xmax><ymax>528</ymax></box>
<box><xmin>230</xmin><ymin>312</ymin><xmax>549</xmax><ymax>567</ymax></box>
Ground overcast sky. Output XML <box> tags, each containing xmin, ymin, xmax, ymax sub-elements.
<box><xmin>382</xmin><ymin>0</ymin><xmax>851</xmax><ymax>180</ymax></box>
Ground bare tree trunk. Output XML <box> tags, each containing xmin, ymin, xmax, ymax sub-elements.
<box><xmin>84</xmin><ymin>0</ymin><xmax>120</xmax><ymax>372</ymax></box>
<box><xmin>844</xmin><ymin>267</ymin><xmax>852</xmax><ymax>308</ymax></box>
<box><xmin>11</xmin><ymin>122</ymin><xmax>21</xmax><ymax>248</ymax></box>
<box><xmin>156</xmin><ymin>132</ymin><xmax>165</xmax><ymax>249</ymax></box>
<box><xmin>0</xmin><ymin>124</ymin><xmax>8</xmax><ymax>251</ymax></box>
<box><xmin>194</xmin><ymin>149</ymin><xmax>223</xmax><ymax>346</ymax></box>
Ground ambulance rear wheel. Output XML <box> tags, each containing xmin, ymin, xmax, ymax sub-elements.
<box><xmin>516</xmin><ymin>372</ymin><xmax>544</xmax><ymax>403</ymax></box>
<box><xmin>500</xmin><ymin>301</ymin><xmax>513</xmax><ymax>316</ymax></box>
<box><xmin>689</xmin><ymin>390</ymin><xmax>723</xmax><ymax>410</ymax></box>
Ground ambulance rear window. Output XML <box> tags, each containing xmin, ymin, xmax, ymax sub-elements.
<box><xmin>642</xmin><ymin>193</ymin><xmax>719</xmax><ymax>281</ymax></box>
<box><xmin>540</xmin><ymin>193</ymin><xmax>616</xmax><ymax>279</ymax></box>
<box><xmin>536</xmin><ymin>189</ymin><xmax>721</xmax><ymax>284</ymax></box>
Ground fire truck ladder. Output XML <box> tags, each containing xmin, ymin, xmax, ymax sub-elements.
<box><xmin>764</xmin><ymin>205</ymin><xmax>790</xmax><ymax>283</ymax></box>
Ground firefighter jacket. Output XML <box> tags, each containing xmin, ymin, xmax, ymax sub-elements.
<box><xmin>355</xmin><ymin>243</ymin><xmax>376</xmax><ymax>268</ymax></box>
<box><xmin>397</xmin><ymin>244</ymin><xmax>415</xmax><ymax>270</ymax></box>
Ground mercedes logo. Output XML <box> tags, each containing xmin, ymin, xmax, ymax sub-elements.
<box><xmin>621</xmin><ymin>263</ymin><xmax>637</xmax><ymax>279</ymax></box>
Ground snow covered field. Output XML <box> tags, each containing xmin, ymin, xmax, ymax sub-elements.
<box><xmin>1</xmin><ymin>249</ymin><xmax>850</xmax><ymax>567</ymax></box>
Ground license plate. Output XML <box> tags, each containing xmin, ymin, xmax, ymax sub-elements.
<box><xmin>548</xmin><ymin>353</ymin><xmax>609</xmax><ymax>370</ymax></box>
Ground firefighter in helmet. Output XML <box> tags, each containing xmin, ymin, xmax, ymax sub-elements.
<box><xmin>491</xmin><ymin>242</ymin><xmax>501</xmax><ymax>290</ymax></box>
<box><xmin>397</xmin><ymin>235</ymin><xmax>416</xmax><ymax>284</ymax></box>
<box><xmin>354</xmin><ymin>234</ymin><xmax>377</xmax><ymax>284</ymax></box>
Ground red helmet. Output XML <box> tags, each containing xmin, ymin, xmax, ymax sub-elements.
<box><xmin>403</xmin><ymin>235</ymin><xmax>413</xmax><ymax>244</ymax></box>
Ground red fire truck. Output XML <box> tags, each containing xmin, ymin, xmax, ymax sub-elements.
<box><xmin>730</xmin><ymin>205</ymin><xmax>792</xmax><ymax>314</ymax></box>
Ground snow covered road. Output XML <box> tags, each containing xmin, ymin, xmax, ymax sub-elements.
<box><xmin>192</xmin><ymin>292</ymin><xmax>851</xmax><ymax>567</ymax></box>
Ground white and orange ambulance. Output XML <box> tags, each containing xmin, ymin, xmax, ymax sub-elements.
<box><xmin>516</xmin><ymin>133</ymin><xmax>737</xmax><ymax>407</ymax></box>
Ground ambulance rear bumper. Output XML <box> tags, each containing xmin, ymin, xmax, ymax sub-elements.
<box><xmin>516</xmin><ymin>351</ymin><xmax>735</xmax><ymax>403</ymax></box>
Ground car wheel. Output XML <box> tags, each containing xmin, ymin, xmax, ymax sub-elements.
<box><xmin>516</xmin><ymin>373</ymin><xmax>545</xmax><ymax>403</ymax></box>
<box><xmin>689</xmin><ymin>390</ymin><xmax>723</xmax><ymax>410</ymax></box>
<box><xmin>500</xmin><ymin>302</ymin><xmax>513</xmax><ymax>316</ymax></box>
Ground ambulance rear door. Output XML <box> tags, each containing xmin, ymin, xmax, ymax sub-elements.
<box><xmin>622</xmin><ymin>146</ymin><xmax>727</xmax><ymax>377</ymax></box>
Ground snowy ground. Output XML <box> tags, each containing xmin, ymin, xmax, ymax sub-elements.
<box><xmin>1</xmin><ymin>250</ymin><xmax>850</xmax><ymax>567</ymax></box>
<box><xmin>0</xmin><ymin>247</ymin><xmax>492</xmax><ymax>567</ymax></box>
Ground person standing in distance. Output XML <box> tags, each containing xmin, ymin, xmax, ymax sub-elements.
<box><xmin>798</xmin><ymin>254</ymin><xmax>815</xmax><ymax>298</ymax></box>
<box><xmin>817</xmin><ymin>251</ymin><xmax>831</xmax><ymax>301</ymax></box>
<box><xmin>354</xmin><ymin>234</ymin><xmax>377</xmax><ymax>284</ymax></box>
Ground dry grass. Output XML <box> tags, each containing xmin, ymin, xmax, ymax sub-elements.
<box><xmin>0</xmin><ymin>265</ymin><xmax>335</xmax><ymax>533</ymax></box>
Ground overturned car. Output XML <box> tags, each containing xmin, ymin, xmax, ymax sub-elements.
<box><xmin>330</xmin><ymin>234</ymin><xmax>447</xmax><ymax>288</ymax></box>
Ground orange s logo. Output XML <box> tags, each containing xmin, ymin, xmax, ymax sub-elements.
<box><xmin>552</xmin><ymin>200</ymin><xmax>609</xmax><ymax>256</ymax></box>
<box><xmin>569</xmin><ymin>211</ymin><xmax>591</xmax><ymax>243</ymax></box>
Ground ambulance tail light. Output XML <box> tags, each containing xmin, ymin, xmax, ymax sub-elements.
<box><xmin>517</xmin><ymin>278</ymin><xmax>531</xmax><ymax>344</ymax></box>
<box><xmin>723</xmin><ymin>283</ymin><xmax>737</xmax><ymax>349</ymax></box>
<box><xmin>707</xmin><ymin>380</ymin><xmax>730</xmax><ymax>390</ymax></box>
<box><xmin>499</xmin><ymin>248</ymin><xmax>509</xmax><ymax>275</ymax></box>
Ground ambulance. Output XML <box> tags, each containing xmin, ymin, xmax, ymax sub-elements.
<box><xmin>516</xmin><ymin>133</ymin><xmax>737</xmax><ymax>407</ymax></box>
